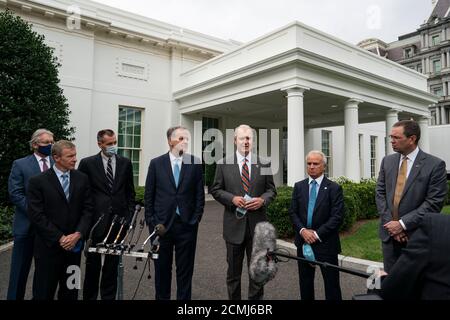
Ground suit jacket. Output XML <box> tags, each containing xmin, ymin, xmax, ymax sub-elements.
<box><xmin>380</xmin><ymin>213</ymin><xmax>450</xmax><ymax>300</ymax></box>
<box><xmin>78</xmin><ymin>152</ymin><xmax>135</xmax><ymax>239</ymax></box>
<box><xmin>289</xmin><ymin>177</ymin><xmax>344</xmax><ymax>255</ymax></box>
<box><xmin>8</xmin><ymin>154</ymin><xmax>54</xmax><ymax>236</ymax></box>
<box><xmin>210</xmin><ymin>154</ymin><xmax>277</xmax><ymax>245</ymax></box>
<box><xmin>376</xmin><ymin>149</ymin><xmax>448</xmax><ymax>242</ymax></box>
<box><xmin>27</xmin><ymin>168</ymin><xmax>93</xmax><ymax>257</ymax></box>
<box><xmin>144</xmin><ymin>152</ymin><xmax>204</xmax><ymax>230</ymax></box>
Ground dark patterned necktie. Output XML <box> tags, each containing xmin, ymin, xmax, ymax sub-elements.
<box><xmin>241</xmin><ymin>158</ymin><xmax>250</xmax><ymax>194</ymax></box>
<box><xmin>106</xmin><ymin>157</ymin><xmax>114</xmax><ymax>193</ymax></box>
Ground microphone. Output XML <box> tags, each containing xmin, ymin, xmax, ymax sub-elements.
<box><xmin>97</xmin><ymin>214</ymin><xmax>118</xmax><ymax>247</ymax></box>
<box><xmin>119</xmin><ymin>204</ymin><xmax>141</xmax><ymax>249</ymax></box>
<box><xmin>141</xmin><ymin>224</ymin><xmax>166</xmax><ymax>251</ymax></box>
<box><xmin>249</xmin><ymin>222</ymin><xmax>278</xmax><ymax>286</ymax></box>
<box><xmin>84</xmin><ymin>212</ymin><xmax>105</xmax><ymax>257</ymax></box>
<box><xmin>150</xmin><ymin>224</ymin><xmax>167</xmax><ymax>255</ymax></box>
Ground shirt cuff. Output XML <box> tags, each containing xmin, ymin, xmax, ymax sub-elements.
<box><xmin>399</xmin><ymin>219</ymin><xmax>407</xmax><ymax>231</ymax></box>
<box><xmin>300</xmin><ymin>228</ymin><xmax>305</xmax><ymax>236</ymax></box>
<box><xmin>313</xmin><ymin>231</ymin><xmax>322</xmax><ymax>242</ymax></box>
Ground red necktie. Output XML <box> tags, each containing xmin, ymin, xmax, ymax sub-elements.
<box><xmin>241</xmin><ymin>158</ymin><xmax>250</xmax><ymax>194</ymax></box>
<box><xmin>41</xmin><ymin>158</ymin><xmax>49</xmax><ymax>172</ymax></box>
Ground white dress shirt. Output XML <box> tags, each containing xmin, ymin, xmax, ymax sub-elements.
<box><xmin>101</xmin><ymin>152</ymin><xmax>116</xmax><ymax>178</ymax></box>
<box><xmin>53</xmin><ymin>165</ymin><xmax>70</xmax><ymax>189</ymax></box>
<box><xmin>236</xmin><ymin>151</ymin><xmax>252</xmax><ymax>178</ymax></box>
<box><xmin>169</xmin><ymin>151</ymin><xmax>182</xmax><ymax>176</ymax></box>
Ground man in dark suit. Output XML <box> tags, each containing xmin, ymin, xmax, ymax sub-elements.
<box><xmin>27</xmin><ymin>140</ymin><xmax>93</xmax><ymax>300</ymax></box>
<box><xmin>289</xmin><ymin>150</ymin><xmax>344</xmax><ymax>300</ymax></box>
<box><xmin>80</xmin><ymin>129</ymin><xmax>135</xmax><ymax>300</ymax></box>
<box><xmin>380</xmin><ymin>213</ymin><xmax>450</xmax><ymax>300</ymax></box>
<box><xmin>144</xmin><ymin>126</ymin><xmax>204</xmax><ymax>300</ymax></box>
<box><xmin>7</xmin><ymin>128</ymin><xmax>54</xmax><ymax>300</ymax></box>
<box><xmin>210</xmin><ymin>124</ymin><xmax>276</xmax><ymax>300</ymax></box>
<box><xmin>376</xmin><ymin>120</ymin><xmax>448</xmax><ymax>272</ymax></box>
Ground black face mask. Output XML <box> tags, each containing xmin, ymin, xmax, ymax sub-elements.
<box><xmin>38</xmin><ymin>144</ymin><xmax>52</xmax><ymax>156</ymax></box>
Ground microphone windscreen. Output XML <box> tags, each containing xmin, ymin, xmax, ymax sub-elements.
<box><xmin>249</xmin><ymin>222</ymin><xmax>278</xmax><ymax>285</ymax></box>
<box><xmin>135</xmin><ymin>204</ymin><xmax>142</xmax><ymax>211</ymax></box>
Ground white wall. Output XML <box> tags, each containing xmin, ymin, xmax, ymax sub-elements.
<box><xmin>429</xmin><ymin>125</ymin><xmax>450</xmax><ymax>173</ymax></box>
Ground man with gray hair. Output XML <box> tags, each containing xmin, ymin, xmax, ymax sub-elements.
<box><xmin>210</xmin><ymin>124</ymin><xmax>276</xmax><ymax>300</ymax></box>
<box><xmin>27</xmin><ymin>140</ymin><xmax>93</xmax><ymax>300</ymax></box>
<box><xmin>7</xmin><ymin>128</ymin><xmax>54</xmax><ymax>300</ymax></box>
<box><xmin>289</xmin><ymin>150</ymin><xmax>344</xmax><ymax>300</ymax></box>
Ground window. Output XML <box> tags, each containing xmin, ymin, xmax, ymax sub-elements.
<box><xmin>370</xmin><ymin>136</ymin><xmax>377</xmax><ymax>178</ymax></box>
<box><xmin>432</xmin><ymin>34</ymin><xmax>441</xmax><ymax>46</ymax></box>
<box><xmin>432</xmin><ymin>86</ymin><xmax>443</xmax><ymax>97</ymax></box>
<box><xmin>321</xmin><ymin>130</ymin><xmax>332</xmax><ymax>177</ymax></box>
<box><xmin>433</xmin><ymin>59</ymin><xmax>442</xmax><ymax>73</ymax></box>
<box><xmin>118</xmin><ymin>106</ymin><xmax>142</xmax><ymax>185</ymax></box>
<box><xmin>404</xmin><ymin>48</ymin><xmax>413</xmax><ymax>58</ymax></box>
<box><xmin>417</xmin><ymin>63</ymin><xmax>423</xmax><ymax>73</ymax></box>
<box><xmin>359</xmin><ymin>134</ymin><xmax>364</xmax><ymax>179</ymax></box>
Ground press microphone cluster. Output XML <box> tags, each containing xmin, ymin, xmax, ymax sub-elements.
<box><xmin>249</xmin><ymin>222</ymin><xmax>371</xmax><ymax>286</ymax></box>
<box><xmin>140</xmin><ymin>224</ymin><xmax>166</xmax><ymax>259</ymax></box>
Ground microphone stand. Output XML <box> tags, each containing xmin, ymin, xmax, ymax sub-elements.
<box><xmin>84</xmin><ymin>212</ymin><xmax>105</xmax><ymax>258</ymax></box>
<box><xmin>267</xmin><ymin>250</ymin><xmax>371</xmax><ymax>279</ymax></box>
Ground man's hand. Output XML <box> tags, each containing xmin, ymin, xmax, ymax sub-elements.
<box><xmin>244</xmin><ymin>197</ymin><xmax>264</xmax><ymax>211</ymax></box>
<box><xmin>393</xmin><ymin>231</ymin><xmax>408</xmax><ymax>243</ymax></box>
<box><xmin>60</xmin><ymin>232</ymin><xmax>81</xmax><ymax>251</ymax></box>
<box><xmin>232</xmin><ymin>196</ymin><xmax>246</xmax><ymax>208</ymax></box>
<box><xmin>384</xmin><ymin>221</ymin><xmax>404</xmax><ymax>237</ymax></box>
<box><xmin>300</xmin><ymin>229</ymin><xmax>318</xmax><ymax>244</ymax></box>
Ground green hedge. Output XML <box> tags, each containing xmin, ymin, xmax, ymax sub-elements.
<box><xmin>135</xmin><ymin>186</ymin><xmax>145</xmax><ymax>206</ymax></box>
<box><xmin>266</xmin><ymin>178</ymin><xmax>379</xmax><ymax>237</ymax></box>
<box><xmin>447</xmin><ymin>180</ymin><xmax>450</xmax><ymax>205</ymax></box>
<box><xmin>0</xmin><ymin>206</ymin><xmax>14</xmax><ymax>245</ymax></box>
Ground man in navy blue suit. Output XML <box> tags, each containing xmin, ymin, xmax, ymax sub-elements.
<box><xmin>144</xmin><ymin>126</ymin><xmax>205</xmax><ymax>300</ymax></box>
<box><xmin>289</xmin><ymin>150</ymin><xmax>344</xmax><ymax>300</ymax></box>
<box><xmin>7</xmin><ymin>129</ymin><xmax>54</xmax><ymax>300</ymax></box>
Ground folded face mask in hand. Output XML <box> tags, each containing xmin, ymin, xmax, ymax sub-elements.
<box><xmin>302</xmin><ymin>243</ymin><xmax>316</xmax><ymax>262</ymax></box>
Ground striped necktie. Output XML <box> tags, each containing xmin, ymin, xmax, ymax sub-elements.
<box><xmin>106</xmin><ymin>157</ymin><xmax>114</xmax><ymax>193</ymax></box>
<box><xmin>61</xmin><ymin>173</ymin><xmax>70</xmax><ymax>200</ymax></box>
<box><xmin>241</xmin><ymin>158</ymin><xmax>250</xmax><ymax>195</ymax></box>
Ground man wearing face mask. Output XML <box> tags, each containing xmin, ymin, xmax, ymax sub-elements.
<box><xmin>7</xmin><ymin>128</ymin><xmax>54</xmax><ymax>300</ymax></box>
<box><xmin>79</xmin><ymin>129</ymin><xmax>135</xmax><ymax>300</ymax></box>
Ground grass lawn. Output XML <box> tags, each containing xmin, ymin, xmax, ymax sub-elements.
<box><xmin>340</xmin><ymin>205</ymin><xmax>450</xmax><ymax>262</ymax></box>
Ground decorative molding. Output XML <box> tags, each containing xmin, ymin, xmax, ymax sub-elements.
<box><xmin>116</xmin><ymin>58</ymin><xmax>149</xmax><ymax>81</ymax></box>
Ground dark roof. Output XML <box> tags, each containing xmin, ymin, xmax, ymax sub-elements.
<box><xmin>428</xmin><ymin>0</ymin><xmax>450</xmax><ymax>21</ymax></box>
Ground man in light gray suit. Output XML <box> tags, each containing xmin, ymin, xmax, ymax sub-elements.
<box><xmin>376</xmin><ymin>120</ymin><xmax>447</xmax><ymax>272</ymax></box>
<box><xmin>210</xmin><ymin>124</ymin><xmax>276</xmax><ymax>300</ymax></box>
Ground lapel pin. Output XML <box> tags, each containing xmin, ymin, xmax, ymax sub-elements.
<box><xmin>324</xmin><ymin>187</ymin><xmax>327</xmax><ymax>190</ymax></box>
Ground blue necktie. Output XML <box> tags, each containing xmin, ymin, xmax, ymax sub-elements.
<box><xmin>174</xmin><ymin>159</ymin><xmax>181</xmax><ymax>215</ymax></box>
<box><xmin>307</xmin><ymin>180</ymin><xmax>317</xmax><ymax>228</ymax></box>
<box><xmin>62</xmin><ymin>173</ymin><xmax>70</xmax><ymax>200</ymax></box>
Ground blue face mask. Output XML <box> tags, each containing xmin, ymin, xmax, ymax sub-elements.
<box><xmin>37</xmin><ymin>144</ymin><xmax>52</xmax><ymax>156</ymax></box>
<box><xmin>104</xmin><ymin>145</ymin><xmax>117</xmax><ymax>156</ymax></box>
<box><xmin>302</xmin><ymin>244</ymin><xmax>316</xmax><ymax>262</ymax></box>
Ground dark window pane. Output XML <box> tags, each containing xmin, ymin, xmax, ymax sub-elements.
<box><xmin>134</xmin><ymin>136</ymin><xmax>141</xmax><ymax>148</ymax></box>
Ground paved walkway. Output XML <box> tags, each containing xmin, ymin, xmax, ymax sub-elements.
<box><xmin>0</xmin><ymin>200</ymin><xmax>368</xmax><ymax>300</ymax></box>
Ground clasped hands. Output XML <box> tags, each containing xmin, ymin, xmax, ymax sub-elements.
<box><xmin>384</xmin><ymin>221</ymin><xmax>408</xmax><ymax>243</ymax></box>
<box><xmin>232</xmin><ymin>196</ymin><xmax>264</xmax><ymax>211</ymax></box>
<box><xmin>59</xmin><ymin>232</ymin><xmax>81</xmax><ymax>251</ymax></box>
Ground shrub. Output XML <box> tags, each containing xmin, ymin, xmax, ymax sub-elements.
<box><xmin>205</xmin><ymin>163</ymin><xmax>216</xmax><ymax>189</ymax></box>
<box><xmin>0</xmin><ymin>206</ymin><xmax>14</xmax><ymax>245</ymax></box>
<box><xmin>135</xmin><ymin>186</ymin><xmax>145</xmax><ymax>206</ymax></box>
<box><xmin>266</xmin><ymin>186</ymin><xmax>294</xmax><ymax>238</ymax></box>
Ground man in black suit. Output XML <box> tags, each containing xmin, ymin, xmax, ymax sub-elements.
<box><xmin>289</xmin><ymin>150</ymin><xmax>344</xmax><ymax>300</ymax></box>
<box><xmin>80</xmin><ymin>129</ymin><xmax>135</xmax><ymax>300</ymax></box>
<box><xmin>144</xmin><ymin>126</ymin><xmax>204</xmax><ymax>300</ymax></box>
<box><xmin>210</xmin><ymin>124</ymin><xmax>277</xmax><ymax>300</ymax></box>
<box><xmin>27</xmin><ymin>140</ymin><xmax>93</xmax><ymax>300</ymax></box>
<box><xmin>380</xmin><ymin>213</ymin><xmax>450</xmax><ymax>300</ymax></box>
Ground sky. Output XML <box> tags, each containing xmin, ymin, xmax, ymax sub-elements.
<box><xmin>92</xmin><ymin>0</ymin><xmax>433</xmax><ymax>45</ymax></box>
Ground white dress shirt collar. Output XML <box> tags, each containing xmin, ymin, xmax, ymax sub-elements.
<box><xmin>308</xmin><ymin>174</ymin><xmax>324</xmax><ymax>186</ymax></box>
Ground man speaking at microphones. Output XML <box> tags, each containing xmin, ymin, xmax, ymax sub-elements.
<box><xmin>289</xmin><ymin>150</ymin><xmax>344</xmax><ymax>300</ymax></box>
<box><xmin>210</xmin><ymin>124</ymin><xmax>276</xmax><ymax>300</ymax></box>
<box><xmin>144</xmin><ymin>126</ymin><xmax>204</xmax><ymax>300</ymax></box>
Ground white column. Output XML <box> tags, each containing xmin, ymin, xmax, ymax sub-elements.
<box><xmin>284</xmin><ymin>86</ymin><xmax>308</xmax><ymax>186</ymax></box>
<box><xmin>344</xmin><ymin>98</ymin><xmax>362</xmax><ymax>182</ymax></box>
<box><xmin>442</xmin><ymin>52</ymin><xmax>446</xmax><ymax>68</ymax></box>
<box><xmin>385</xmin><ymin>109</ymin><xmax>399</xmax><ymax>155</ymax></box>
<box><xmin>421</xmin><ymin>58</ymin><xmax>426</xmax><ymax>73</ymax></box>
<box><xmin>418</xmin><ymin>116</ymin><xmax>430</xmax><ymax>152</ymax></box>
<box><xmin>447</xmin><ymin>52</ymin><xmax>450</xmax><ymax>70</ymax></box>
<box><xmin>442</xmin><ymin>28</ymin><xmax>446</xmax><ymax>42</ymax></box>
<box><xmin>426</xmin><ymin>57</ymin><xmax>431</xmax><ymax>73</ymax></box>
<box><xmin>421</xmin><ymin>34</ymin><xmax>425</xmax><ymax>48</ymax></box>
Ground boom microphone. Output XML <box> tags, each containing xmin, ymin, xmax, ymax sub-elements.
<box><xmin>150</xmin><ymin>224</ymin><xmax>167</xmax><ymax>253</ymax></box>
<box><xmin>249</xmin><ymin>222</ymin><xmax>278</xmax><ymax>285</ymax></box>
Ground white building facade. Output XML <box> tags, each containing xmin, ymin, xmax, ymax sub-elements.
<box><xmin>2</xmin><ymin>0</ymin><xmax>438</xmax><ymax>186</ymax></box>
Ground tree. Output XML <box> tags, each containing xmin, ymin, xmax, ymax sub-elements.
<box><xmin>0</xmin><ymin>9</ymin><xmax>74</xmax><ymax>206</ymax></box>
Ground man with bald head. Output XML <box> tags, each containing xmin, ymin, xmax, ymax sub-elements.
<box><xmin>289</xmin><ymin>150</ymin><xmax>344</xmax><ymax>300</ymax></box>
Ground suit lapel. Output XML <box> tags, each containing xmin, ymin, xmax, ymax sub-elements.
<box><xmin>29</xmin><ymin>154</ymin><xmax>41</xmax><ymax>173</ymax></box>
<box><xmin>177</xmin><ymin>154</ymin><xmax>189</xmax><ymax>188</ymax></box>
<box><xmin>388</xmin><ymin>153</ymin><xmax>401</xmax><ymax>204</ymax></box>
<box><xmin>69</xmin><ymin>170</ymin><xmax>76</xmax><ymax>204</ymax></box>
<box><xmin>301</xmin><ymin>179</ymin><xmax>309</xmax><ymax>213</ymax></box>
<box><xmin>249</xmin><ymin>157</ymin><xmax>259</xmax><ymax>196</ymax></box>
<box><xmin>313</xmin><ymin>177</ymin><xmax>329</xmax><ymax>212</ymax></box>
<box><xmin>164</xmin><ymin>152</ymin><xmax>177</xmax><ymax>189</ymax></box>
<box><xmin>401</xmin><ymin>150</ymin><xmax>426</xmax><ymax>198</ymax></box>
<box><xmin>232</xmin><ymin>154</ymin><xmax>245</xmax><ymax>195</ymax></box>
<box><xmin>95</xmin><ymin>153</ymin><xmax>109</xmax><ymax>191</ymax></box>
<box><xmin>113</xmin><ymin>155</ymin><xmax>124</xmax><ymax>192</ymax></box>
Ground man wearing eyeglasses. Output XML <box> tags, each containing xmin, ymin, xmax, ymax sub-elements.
<box><xmin>210</xmin><ymin>124</ymin><xmax>276</xmax><ymax>300</ymax></box>
<box><xmin>7</xmin><ymin>129</ymin><xmax>54</xmax><ymax>300</ymax></box>
<box><xmin>376</xmin><ymin>120</ymin><xmax>448</xmax><ymax>273</ymax></box>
